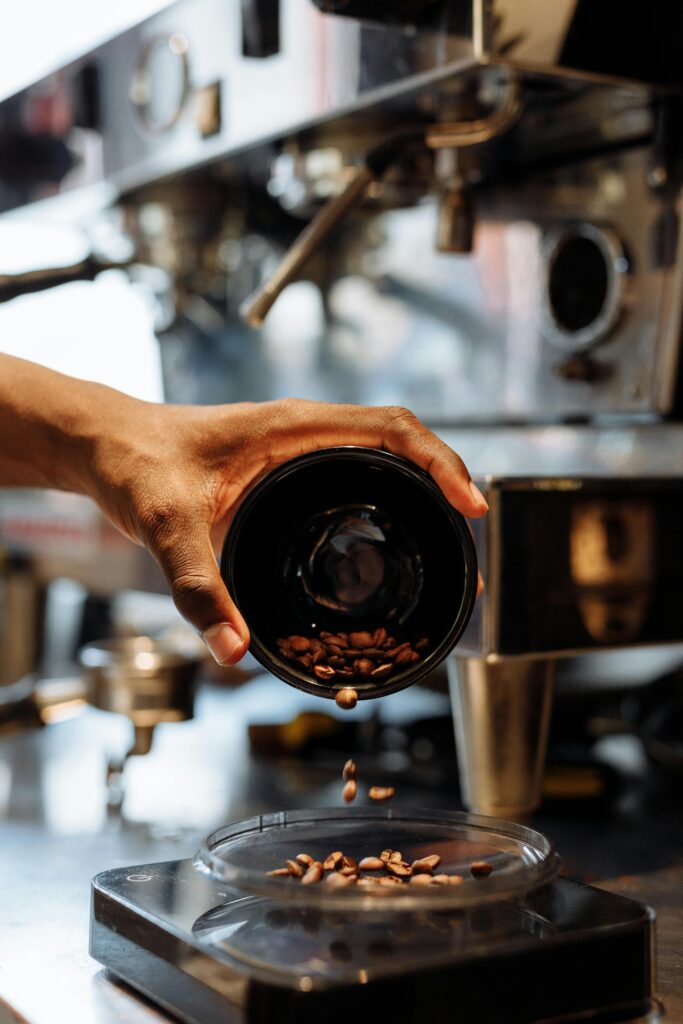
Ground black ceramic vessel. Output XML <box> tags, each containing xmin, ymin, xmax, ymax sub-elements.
<box><xmin>221</xmin><ymin>447</ymin><xmax>478</xmax><ymax>700</ymax></box>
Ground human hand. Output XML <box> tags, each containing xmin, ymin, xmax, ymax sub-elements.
<box><xmin>84</xmin><ymin>397</ymin><xmax>488</xmax><ymax>665</ymax></box>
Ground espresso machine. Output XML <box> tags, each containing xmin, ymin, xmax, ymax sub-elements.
<box><xmin>1</xmin><ymin>0</ymin><xmax>683</xmax><ymax>821</ymax></box>
<box><xmin>3</xmin><ymin>2</ymin><xmax>683</xmax><ymax>1021</ymax></box>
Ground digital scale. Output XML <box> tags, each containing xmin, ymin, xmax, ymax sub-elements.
<box><xmin>90</xmin><ymin>809</ymin><xmax>658</xmax><ymax>1023</ymax></box>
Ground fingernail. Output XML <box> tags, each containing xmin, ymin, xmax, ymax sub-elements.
<box><xmin>202</xmin><ymin>623</ymin><xmax>244</xmax><ymax>665</ymax></box>
<box><xmin>469</xmin><ymin>480</ymin><xmax>488</xmax><ymax>510</ymax></box>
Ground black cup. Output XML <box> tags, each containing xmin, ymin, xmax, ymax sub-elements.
<box><xmin>220</xmin><ymin>447</ymin><xmax>477</xmax><ymax>700</ymax></box>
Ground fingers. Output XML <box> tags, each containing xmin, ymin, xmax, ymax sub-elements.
<box><xmin>141</xmin><ymin>504</ymin><xmax>250</xmax><ymax>665</ymax></box>
<box><xmin>264</xmin><ymin>400</ymin><xmax>488</xmax><ymax>519</ymax></box>
<box><xmin>378</xmin><ymin>407</ymin><xmax>488</xmax><ymax>518</ymax></box>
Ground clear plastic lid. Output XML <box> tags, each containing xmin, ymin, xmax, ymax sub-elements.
<box><xmin>194</xmin><ymin>807</ymin><xmax>560</xmax><ymax>911</ymax></box>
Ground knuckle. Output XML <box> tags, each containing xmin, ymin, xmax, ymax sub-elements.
<box><xmin>171</xmin><ymin>572</ymin><xmax>216</xmax><ymax>616</ymax></box>
<box><xmin>381</xmin><ymin>405</ymin><xmax>419</xmax><ymax>440</ymax></box>
<box><xmin>138</xmin><ymin>501</ymin><xmax>180</xmax><ymax>543</ymax></box>
<box><xmin>383</xmin><ymin>405</ymin><xmax>416</xmax><ymax>428</ymax></box>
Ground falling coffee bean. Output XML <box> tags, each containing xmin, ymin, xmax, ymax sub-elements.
<box><xmin>342</xmin><ymin>759</ymin><xmax>356</xmax><ymax>781</ymax></box>
<box><xmin>336</xmin><ymin>688</ymin><xmax>358</xmax><ymax>710</ymax></box>
<box><xmin>470</xmin><ymin>860</ymin><xmax>493</xmax><ymax>878</ymax></box>
<box><xmin>368</xmin><ymin>786</ymin><xmax>395</xmax><ymax>802</ymax></box>
<box><xmin>342</xmin><ymin>779</ymin><xmax>357</xmax><ymax>803</ymax></box>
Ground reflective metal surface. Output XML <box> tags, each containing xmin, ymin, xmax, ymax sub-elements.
<box><xmin>2</xmin><ymin>678</ymin><xmax>683</xmax><ymax>1022</ymax></box>
<box><xmin>449</xmin><ymin>656</ymin><xmax>554</xmax><ymax>818</ymax></box>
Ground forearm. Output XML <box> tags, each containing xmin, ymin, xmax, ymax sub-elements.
<box><xmin>0</xmin><ymin>353</ymin><xmax>123</xmax><ymax>493</ymax></box>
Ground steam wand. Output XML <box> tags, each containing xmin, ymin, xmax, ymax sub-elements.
<box><xmin>239</xmin><ymin>78</ymin><xmax>521</xmax><ymax>328</ymax></box>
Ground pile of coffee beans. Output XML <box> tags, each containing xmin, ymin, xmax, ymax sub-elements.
<box><xmin>265</xmin><ymin>758</ymin><xmax>494</xmax><ymax>890</ymax></box>
<box><xmin>276</xmin><ymin>628</ymin><xmax>429</xmax><ymax>706</ymax></box>
<box><xmin>266</xmin><ymin>848</ymin><xmax>493</xmax><ymax>888</ymax></box>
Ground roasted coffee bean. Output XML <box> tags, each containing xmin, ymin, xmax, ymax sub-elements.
<box><xmin>394</xmin><ymin>648</ymin><xmax>420</xmax><ymax>666</ymax></box>
<box><xmin>301</xmin><ymin>862</ymin><xmax>324</xmax><ymax>884</ymax></box>
<box><xmin>324</xmin><ymin>851</ymin><xmax>344</xmax><ymax>871</ymax></box>
<box><xmin>285</xmin><ymin>859</ymin><xmax>303</xmax><ymax>877</ymax></box>
<box><xmin>415</xmin><ymin>638</ymin><xmax>429</xmax><ymax>651</ymax></box>
<box><xmin>412</xmin><ymin>854</ymin><xmax>441</xmax><ymax>873</ymax></box>
<box><xmin>325</xmin><ymin>644</ymin><xmax>345</xmax><ymax>659</ymax></box>
<box><xmin>410</xmin><ymin>873</ymin><xmax>434</xmax><ymax>886</ymax></box>
<box><xmin>342</xmin><ymin>779</ymin><xmax>357</xmax><ymax>803</ymax></box>
<box><xmin>296</xmin><ymin>853</ymin><xmax>314</xmax><ymax>867</ymax></box>
<box><xmin>386</xmin><ymin>860</ymin><xmax>412</xmax><ymax>878</ymax></box>
<box><xmin>388</xmin><ymin>851</ymin><xmax>403</xmax><ymax>863</ymax></box>
<box><xmin>447</xmin><ymin>874</ymin><xmax>464</xmax><ymax>886</ymax></box>
<box><xmin>380</xmin><ymin>849</ymin><xmax>393</xmax><ymax>863</ymax></box>
<box><xmin>379</xmin><ymin>876</ymin><xmax>403</xmax><ymax>886</ymax></box>
<box><xmin>358</xmin><ymin>857</ymin><xmax>384</xmax><ymax>870</ymax></box>
<box><xmin>385</xmin><ymin>642</ymin><xmax>411</xmax><ymax>660</ymax></box>
<box><xmin>325</xmin><ymin>871</ymin><xmax>354</xmax><ymax>890</ymax></box>
<box><xmin>371</xmin><ymin>663</ymin><xmax>393</xmax><ymax>680</ymax></box>
<box><xmin>368</xmin><ymin>786</ymin><xmax>395</xmax><ymax>801</ymax></box>
<box><xmin>343</xmin><ymin>855</ymin><xmax>358</xmax><ymax>871</ymax></box>
<box><xmin>267</xmin><ymin>867</ymin><xmax>291</xmax><ymax>877</ymax></box>
<box><xmin>470</xmin><ymin>860</ymin><xmax>493</xmax><ymax>878</ymax></box>
<box><xmin>342</xmin><ymin>759</ymin><xmax>356</xmax><ymax>781</ymax></box>
<box><xmin>431</xmin><ymin>874</ymin><xmax>451</xmax><ymax>885</ymax></box>
<box><xmin>278</xmin><ymin>630</ymin><xmax>429</xmax><ymax>686</ymax></box>
<box><xmin>349</xmin><ymin>631</ymin><xmax>374</xmax><ymax>649</ymax></box>
<box><xmin>339</xmin><ymin>866</ymin><xmax>358</xmax><ymax>877</ymax></box>
<box><xmin>336</xmin><ymin>688</ymin><xmax>358</xmax><ymax>710</ymax></box>
<box><xmin>355</xmin><ymin>658</ymin><xmax>374</xmax><ymax>677</ymax></box>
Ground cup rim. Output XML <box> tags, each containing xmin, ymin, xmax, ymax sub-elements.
<box><xmin>221</xmin><ymin>446</ymin><xmax>478</xmax><ymax>699</ymax></box>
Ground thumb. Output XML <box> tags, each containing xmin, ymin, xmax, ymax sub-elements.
<box><xmin>147</xmin><ymin>511</ymin><xmax>250</xmax><ymax>665</ymax></box>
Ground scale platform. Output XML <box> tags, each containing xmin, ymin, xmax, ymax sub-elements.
<box><xmin>90</xmin><ymin>810</ymin><xmax>658</xmax><ymax>1023</ymax></box>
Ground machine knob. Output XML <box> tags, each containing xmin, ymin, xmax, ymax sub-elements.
<box><xmin>310</xmin><ymin>0</ymin><xmax>443</xmax><ymax>25</ymax></box>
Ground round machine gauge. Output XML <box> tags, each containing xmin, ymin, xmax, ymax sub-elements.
<box><xmin>130</xmin><ymin>32</ymin><xmax>190</xmax><ymax>134</ymax></box>
<box><xmin>541</xmin><ymin>222</ymin><xmax>630</xmax><ymax>353</ymax></box>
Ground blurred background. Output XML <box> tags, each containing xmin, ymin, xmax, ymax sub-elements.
<box><xmin>1</xmin><ymin>3</ymin><xmax>683</xmax><ymax>1019</ymax></box>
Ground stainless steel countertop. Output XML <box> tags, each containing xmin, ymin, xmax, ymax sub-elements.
<box><xmin>1</xmin><ymin>676</ymin><xmax>682</xmax><ymax>1023</ymax></box>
